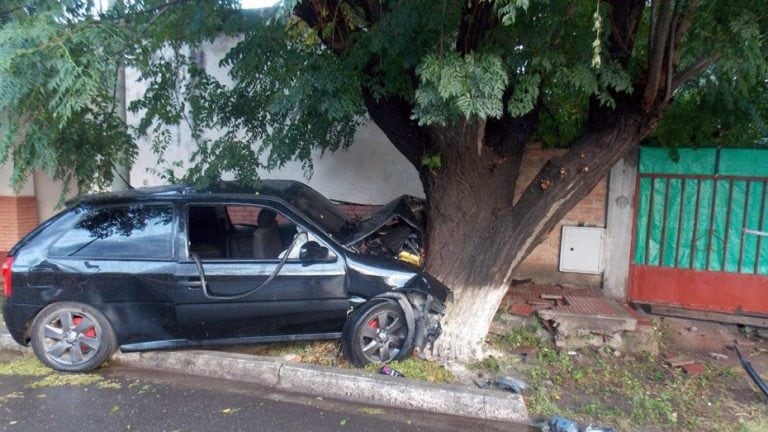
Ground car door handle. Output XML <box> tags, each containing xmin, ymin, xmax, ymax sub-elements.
<box><xmin>177</xmin><ymin>278</ymin><xmax>203</xmax><ymax>289</ymax></box>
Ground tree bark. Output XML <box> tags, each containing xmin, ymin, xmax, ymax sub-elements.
<box><xmin>424</xmin><ymin>108</ymin><xmax>656</xmax><ymax>360</ymax></box>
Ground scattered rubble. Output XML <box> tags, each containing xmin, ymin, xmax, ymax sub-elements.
<box><xmin>504</xmin><ymin>283</ymin><xmax>658</xmax><ymax>356</ymax></box>
<box><xmin>664</xmin><ymin>354</ymin><xmax>695</xmax><ymax>368</ymax></box>
<box><xmin>681</xmin><ymin>362</ymin><xmax>706</xmax><ymax>375</ymax></box>
<box><xmin>709</xmin><ymin>352</ymin><xmax>729</xmax><ymax>361</ymax></box>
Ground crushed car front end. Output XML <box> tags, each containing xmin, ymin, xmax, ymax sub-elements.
<box><xmin>344</xmin><ymin>252</ymin><xmax>450</xmax><ymax>360</ymax></box>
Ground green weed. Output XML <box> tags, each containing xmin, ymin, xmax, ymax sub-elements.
<box><xmin>364</xmin><ymin>358</ymin><xmax>454</xmax><ymax>384</ymax></box>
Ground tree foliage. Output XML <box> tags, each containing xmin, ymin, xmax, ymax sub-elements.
<box><xmin>1</xmin><ymin>0</ymin><xmax>766</xmax><ymax>193</ymax></box>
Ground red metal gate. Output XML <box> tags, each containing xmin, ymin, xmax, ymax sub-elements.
<box><xmin>629</xmin><ymin>148</ymin><xmax>768</xmax><ymax>316</ymax></box>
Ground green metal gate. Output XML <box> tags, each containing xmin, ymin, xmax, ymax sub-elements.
<box><xmin>630</xmin><ymin>147</ymin><xmax>768</xmax><ymax>315</ymax></box>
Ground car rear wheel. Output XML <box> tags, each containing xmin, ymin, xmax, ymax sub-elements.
<box><xmin>342</xmin><ymin>300</ymin><xmax>411</xmax><ymax>367</ymax></box>
<box><xmin>30</xmin><ymin>302</ymin><xmax>117</xmax><ymax>373</ymax></box>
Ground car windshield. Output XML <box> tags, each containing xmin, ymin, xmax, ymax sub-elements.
<box><xmin>267</xmin><ymin>182</ymin><xmax>353</xmax><ymax>241</ymax></box>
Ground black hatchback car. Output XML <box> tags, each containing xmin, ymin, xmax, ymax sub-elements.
<box><xmin>2</xmin><ymin>180</ymin><xmax>449</xmax><ymax>372</ymax></box>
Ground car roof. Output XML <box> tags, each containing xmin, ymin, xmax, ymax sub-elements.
<box><xmin>68</xmin><ymin>180</ymin><xmax>308</xmax><ymax>206</ymax></box>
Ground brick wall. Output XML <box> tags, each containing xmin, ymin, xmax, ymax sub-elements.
<box><xmin>0</xmin><ymin>196</ymin><xmax>39</xmax><ymax>257</ymax></box>
<box><xmin>334</xmin><ymin>203</ymin><xmax>378</xmax><ymax>221</ymax></box>
<box><xmin>512</xmin><ymin>143</ymin><xmax>607</xmax><ymax>288</ymax></box>
<box><xmin>227</xmin><ymin>206</ymin><xmax>261</xmax><ymax>225</ymax></box>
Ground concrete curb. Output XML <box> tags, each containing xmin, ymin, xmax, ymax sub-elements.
<box><xmin>0</xmin><ymin>333</ymin><xmax>529</xmax><ymax>423</ymax></box>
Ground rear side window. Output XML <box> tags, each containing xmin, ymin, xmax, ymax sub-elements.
<box><xmin>49</xmin><ymin>204</ymin><xmax>174</xmax><ymax>259</ymax></box>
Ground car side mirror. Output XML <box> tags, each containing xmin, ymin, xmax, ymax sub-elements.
<box><xmin>299</xmin><ymin>241</ymin><xmax>329</xmax><ymax>261</ymax></box>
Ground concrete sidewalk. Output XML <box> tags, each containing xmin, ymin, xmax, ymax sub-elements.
<box><xmin>0</xmin><ymin>331</ymin><xmax>529</xmax><ymax>424</ymax></box>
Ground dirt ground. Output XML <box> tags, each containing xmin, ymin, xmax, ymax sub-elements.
<box><xmin>480</xmin><ymin>284</ymin><xmax>768</xmax><ymax>432</ymax></box>
<box><xmin>663</xmin><ymin>315</ymin><xmax>768</xmax><ymax>368</ymax></box>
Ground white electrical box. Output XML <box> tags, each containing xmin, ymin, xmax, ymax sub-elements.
<box><xmin>559</xmin><ymin>226</ymin><xmax>604</xmax><ymax>274</ymax></box>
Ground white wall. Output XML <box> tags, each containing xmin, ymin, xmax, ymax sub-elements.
<box><xmin>0</xmin><ymin>162</ymin><xmax>35</xmax><ymax>196</ymax></box>
<box><xmin>33</xmin><ymin>172</ymin><xmax>77</xmax><ymax>222</ymax></box>
<box><xmin>127</xmin><ymin>37</ymin><xmax>424</xmax><ymax>205</ymax></box>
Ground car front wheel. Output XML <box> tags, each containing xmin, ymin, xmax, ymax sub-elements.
<box><xmin>342</xmin><ymin>300</ymin><xmax>411</xmax><ymax>367</ymax></box>
<box><xmin>30</xmin><ymin>302</ymin><xmax>117</xmax><ymax>373</ymax></box>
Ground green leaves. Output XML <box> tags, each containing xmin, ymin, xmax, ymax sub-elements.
<box><xmin>508</xmin><ymin>74</ymin><xmax>541</xmax><ymax>117</ymax></box>
<box><xmin>1</xmin><ymin>0</ymin><xmax>767</xmax><ymax>197</ymax></box>
<box><xmin>413</xmin><ymin>52</ymin><xmax>508</xmax><ymax>125</ymax></box>
<box><xmin>0</xmin><ymin>3</ymin><xmax>133</xmax><ymax>194</ymax></box>
<box><xmin>496</xmin><ymin>0</ymin><xmax>531</xmax><ymax>26</ymax></box>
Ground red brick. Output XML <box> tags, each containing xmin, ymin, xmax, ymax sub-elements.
<box><xmin>0</xmin><ymin>196</ymin><xmax>38</xmax><ymax>253</ymax></box>
<box><xmin>682</xmin><ymin>362</ymin><xmax>706</xmax><ymax>375</ymax></box>
<box><xmin>513</xmin><ymin>143</ymin><xmax>607</xmax><ymax>286</ymax></box>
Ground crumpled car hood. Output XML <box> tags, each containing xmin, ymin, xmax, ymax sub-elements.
<box><xmin>343</xmin><ymin>195</ymin><xmax>424</xmax><ymax>246</ymax></box>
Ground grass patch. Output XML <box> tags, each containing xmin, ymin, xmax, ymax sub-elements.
<box><xmin>517</xmin><ymin>345</ymin><xmax>767</xmax><ymax>430</ymax></box>
<box><xmin>364</xmin><ymin>358</ymin><xmax>454</xmax><ymax>384</ymax></box>
<box><xmin>468</xmin><ymin>356</ymin><xmax>502</xmax><ymax>374</ymax></box>
<box><xmin>491</xmin><ymin>320</ymin><xmax>547</xmax><ymax>351</ymax></box>
<box><xmin>0</xmin><ymin>357</ymin><xmax>51</xmax><ymax>376</ymax></box>
<box><xmin>0</xmin><ymin>356</ymin><xmax>122</xmax><ymax>389</ymax></box>
<box><xmin>224</xmin><ymin>341</ymin><xmax>455</xmax><ymax>384</ymax></box>
<box><xmin>222</xmin><ymin>341</ymin><xmax>354</xmax><ymax>368</ymax></box>
<box><xmin>358</xmin><ymin>407</ymin><xmax>386</xmax><ymax>415</ymax></box>
<box><xmin>29</xmin><ymin>373</ymin><xmax>105</xmax><ymax>388</ymax></box>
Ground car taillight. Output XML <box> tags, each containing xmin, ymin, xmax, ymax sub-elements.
<box><xmin>2</xmin><ymin>257</ymin><xmax>13</xmax><ymax>298</ymax></box>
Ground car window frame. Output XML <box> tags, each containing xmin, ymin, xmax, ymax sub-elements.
<box><xmin>182</xmin><ymin>201</ymin><xmax>338</xmax><ymax>264</ymax></box>
<box><xmin>45</xmin><ymin>202</ymin><xmax>178</xmax><ymax>262</ymax></box>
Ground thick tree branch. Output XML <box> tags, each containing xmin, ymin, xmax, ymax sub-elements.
<box><xmin>672</xmin><ymin>0</ymin><xmax>700</xmax><ymax>69</ymax></box>
<box><xmin>361</xmin><ymin>89</ymin><xmax>426</xmax><ymax>169</ymax></box>
<box><xmin>293</xmin><ymin>0</ymin><xmax>352</xmax><ymax>54</ymax></box>
<box><xmin>0</xmin><ymin>4</ymin><xmax>28</xmax><ymax>17</ymax></box>
<box><xmin>486</xmin><ymin>106</ymin><xmax>539</xmax><ymax>158</ymax></box>
<box><xmin>664</xmin><ymin>2</ymin><xmax>680</xmax><ymax>103</ymax></box>
<box><xmin>456</xmin><ymin>0</ymin><xmax>497</xmax><ymax>54</ymax></box>
<box><xmin>671</xmin><ymin>54</ymin><xmax>720</xmax><ymax>90</ymax></box>
<box><xmin>606</xmin><ymin>0</ymin><xmax>646</xmax><ymax>67</ymax></box>
<box><xmin>293</xmin><ymin>1</ymin><xmax>319</xmax><ymax>27</ymax></box>
<box><xmin>643</xmin><ymin>0</ymin><xmax>674</xmax><ymax>107</ymax></box>
<box><xmin>354</xmin><ymin>0</ymin><xmax>383</xmax><ymax>24</ymax></box>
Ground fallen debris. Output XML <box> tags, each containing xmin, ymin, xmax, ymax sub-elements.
<box><xmin>664</xmin><ymin>355</ymin><xmax>695</xmax><ymax>368</ymax></box>
<box><xmin>548</xmin><ymin>415</ymin><xmax>579</xmax><ymax>432</ymax></box>
<box><xmin>379</xmin><ymin>366</ymin><xmax>404</xmax><ymax>378</ymax></box>
<box><xmin>537</xmin><ymin>415</ymin><xmax>615</xmax><ymax>432</ymax></box>
<box><xmin>709</xmin><ymin>352</ymin><xmax>729</xmax><ymax>361</ymax></box>
<box><xmin>509</xmin><ymin>303</ymin><xmax>536</xmax><ymax>317</ymax></box>
<box><xmin>283</xmin><ymin>354</ymin><xmax>302</xmax><ymax>363</ymax></box>
<box><xmin>474</xmin><ymin>376</ymin><xmax>529</xmax><ymax>394</ymax></box>
<box><xmin>734</xmin><ymin>345</ymin><xmax>768</xmax><ymax>399</ymax></box>
<box><xmin>681</xmin><ymin>362</ymin><xmax>706</xmax><ymax>375</ymax></box>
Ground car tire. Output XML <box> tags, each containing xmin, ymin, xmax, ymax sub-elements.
<box><xmin>30</xmin><ymin>302</ymin><xmax>117</xmax><ymax>373</ymax></box>
<box><xmin>342</xmin><ymin>300</ymin><xmax>411</xmax><ymax>367</ymax></box>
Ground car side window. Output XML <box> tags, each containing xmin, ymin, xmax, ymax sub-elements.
<box><xmin>189</xmin><ymin>204</ymin><xmax>300</xmax><ymax>261</ymax></box>
<box><xmin>49</xmin><ymin>204</ymin><xmax>174</xmax><ymax>259</ymax></box>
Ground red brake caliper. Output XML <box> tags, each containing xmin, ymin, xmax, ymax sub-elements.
<box><xmin>72</xmin><ymin>316</ymin><xmax>97</xmax><ymax>352</ymax></box>
<box><xmin>367</xmin><ymin>318</ymin><xmax>379</xmax><ymax>329</ymax></box>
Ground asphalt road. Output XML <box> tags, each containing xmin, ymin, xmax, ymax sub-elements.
<box><xmin>0</xmin><ymin>352</ymin><xmax>532</xmax><ymax>432</ymax></box>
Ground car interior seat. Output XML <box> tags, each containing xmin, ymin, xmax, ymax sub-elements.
<box><xmin>189</xmin><ymin>206</ymin><xmax>225</xmax><ymax>258</ymax></box>
<box><xmin>252</xmin><ymin>209</ymin><xmax>283</xmax><ymax>259</ymax></box>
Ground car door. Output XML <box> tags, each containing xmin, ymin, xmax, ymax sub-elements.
<box><xmin>174</xmin><ymin>203</ymin><xmax>350</xmax><ymax>340</ymax></box>
<box><xmin>40</xmin><ymin>203</ymin><xmax>180</xmax><ymax>344</ymax></box>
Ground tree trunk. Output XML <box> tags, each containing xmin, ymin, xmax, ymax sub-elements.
<box><xmin>424</xmin><ymin>109</ymin><xmax>655</xmax><ymax>361</ymax></box>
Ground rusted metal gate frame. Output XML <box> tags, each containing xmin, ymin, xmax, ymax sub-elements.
<box><xmin>629</xmin><ymin>171</ymin><xmax>768</xmax><ymax>315</ymax></box>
